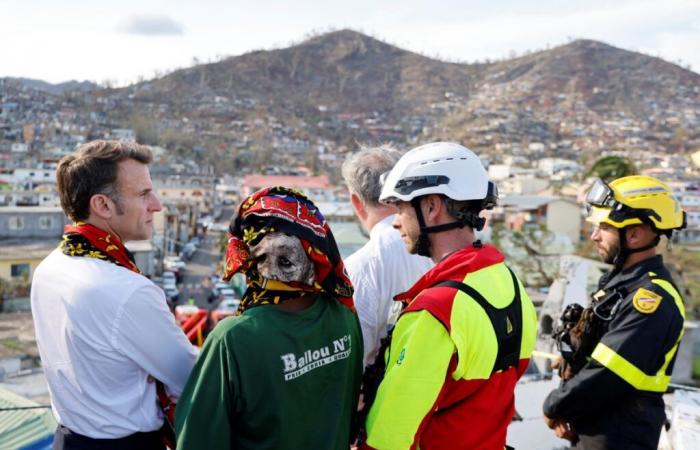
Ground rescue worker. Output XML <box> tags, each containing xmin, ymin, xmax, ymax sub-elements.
<box><xmin>543</xmin><ymin>175</ymin><xmax>687</xmax><ymax>449</ymax></box>
<box><xmin>361</xmin><ymin>142</ymin><xmax>538</xmax><ymax>450</ymax></box>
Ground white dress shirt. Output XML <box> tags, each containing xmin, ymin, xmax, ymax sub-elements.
<box><xmin>345</xmin><ymin>215</ymin><xmax>434</xmax><ymax>368</ymax></box>
<box><xmin>31</xmin><ymin>249</ymin><xmax>198</xmax><ymax>438</ymax></box>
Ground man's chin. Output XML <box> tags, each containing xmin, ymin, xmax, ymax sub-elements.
<box><xmin>405</xmin><ymin>241</ymin><xmax>417</xmax><ymax>255</ymax></box>
<box><xmin>598</xmin><ymin>250</ymin><xmax>616</xmax><ymax>265</ymax></box>
<box><xmin>604</xmin><ymin>255</ymin><xmax>617</xmax><ymax>265</ymax></box>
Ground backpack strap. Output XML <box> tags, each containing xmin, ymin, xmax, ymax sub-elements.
<box><xmin>433</xmin><ymin>267</ymin><xmax>523</xmax><ymax>373</ymax></box>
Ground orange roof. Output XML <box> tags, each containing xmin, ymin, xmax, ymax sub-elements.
<box><xmin>242</xmin><ymin>174</ymin><xmax>332</xmax><ymax>189</ymax></box>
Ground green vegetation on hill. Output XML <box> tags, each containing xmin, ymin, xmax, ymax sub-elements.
<box><xmin>583</xmin><ymin>156</ymin><xmax>637</xmax><ymax>182</ymax></box>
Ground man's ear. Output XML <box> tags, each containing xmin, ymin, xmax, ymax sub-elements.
<box><xmin>423</xmin><ymin>194</ymin><xmax>444</xmax><ymax>222</ymax></box>
<box><xmin>350</xmin><ymin>192</ymin><xmax>367</xmax><ymax>221</ymax></box>
<box><xmin>626</xmin><ymin>224</ymin><xmax>655</xmax><ymax>247</ymax></box>
<box><xmin>89</xmin><ymin>194</ymin><xmax>113</xmax><ymax>220</ymax></box>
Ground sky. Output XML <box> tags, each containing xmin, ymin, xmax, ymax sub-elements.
<box><xmin>2</xmin><ymin>0</ymin><xmax>699</xmax><ymax>86</ymax></box>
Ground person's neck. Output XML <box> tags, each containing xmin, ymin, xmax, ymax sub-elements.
<box><xmin>622</xmin><ymin>248</ymin><xmax>657</xmax><ymax>270</ymax></box>
<box><xmin>428</xmin><ymin>228</ymin><xmax>476</xmax><ymax>263</ymax></box>
<box><xmin>274</xmin><ymin>295</ymin><xmax>317</xmax><ymax>312</ymax></box>
<box><xmin>83</xmin><ymin>218</ymin><xmax>124</xmax><ymax>243</ymax></box>
<box><xmin>363</xmin><ymin>206</ymin><xmax>394</xmax><ymax>232</ymax></box>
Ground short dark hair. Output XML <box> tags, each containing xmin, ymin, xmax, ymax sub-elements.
<box><xmin>56</xmin><ymin>140</ymin><xmax>153</xmax><ymax>221</ymax></box>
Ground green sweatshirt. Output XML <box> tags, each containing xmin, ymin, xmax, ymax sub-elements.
<box><xmin>175</xmin><ymin>296</ymin><xmax>363</xmax><ymax>450</ymax></box>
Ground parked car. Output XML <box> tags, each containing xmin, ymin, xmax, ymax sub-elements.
<box><xmin>164</xmin><ymin>256</ymin><xmax>186</xmax><ymax>272</ymax></box>
<box><xmin>163</xmin><ymin>284</ymin><xmax>179</xmax><ymax>303</ymax></box>
<box><xmin>197</xmin><ymin>215</ymin><xmax>213</xmax><ymax>229</ymax></box>
<box><xmin>209</xmin><ymin>280</ymin><xmax>231</xmax><ymax>302</ymax></box>
<box><xmin>181</xmin><ymin>242</ymin><xmax>197</xmax><ymax>260</ymax></box>
<box><xmin>219</xmin><ymin>288</ymin><xmax>237</xmax><ymax>301</ymax></box>
<box><xmin>162</xmin><ymin>271</ymin><xmax>177</xmax><ymax>285</ymax></box>
<box><xmin>210</xmin><ymin>298</ymin><xmax>241</xmax><ymax>325</ymax></box>
<box><xmin>208</xmin><ymin>222</ymin><xmax>229</xmax><ymax>232</ymax></box>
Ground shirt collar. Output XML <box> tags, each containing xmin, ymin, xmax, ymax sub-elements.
<box><xmin>603</xmin><ymin>255</ymin><xmax>665</xmax><ymax>289</ymax></box>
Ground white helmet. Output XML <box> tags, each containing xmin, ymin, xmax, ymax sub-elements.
<box><xmin>379</xmin><ymin>142</ymin><xmax>492</xmax><ymax>204</ymax></box>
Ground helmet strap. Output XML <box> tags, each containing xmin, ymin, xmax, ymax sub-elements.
<box><xmin>614</xmin><ymin>227</ymin><xmax>661</xmax><ymax>270</ymax></box>
<box><xmin>411</xmin><ymin>197</ymin><xmax>432</xmax><ymax>257</ymax></box>
<box><xmin>444</xmin><ymin>198</ymin><xmax>486</xmax><ymax>230</ymax></box>
<box><xmin>410</xmin><ymin>197</ymin><xmax>472</xmax><ymax>257</ymax></box>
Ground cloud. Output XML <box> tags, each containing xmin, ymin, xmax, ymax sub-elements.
<box><xmin>119</xmin><ymin>14</ymin><xmax>185</xmax><ymax>36</ymax></box>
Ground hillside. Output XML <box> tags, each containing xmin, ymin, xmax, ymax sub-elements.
<box><xmin>127</xmin><ymin>29</ymin><xmax>484</xmax><ymax>114</ymax></box>
<box><xmin>2</xmin><ymin>30</ymin><xmax>699</xmax><ymax>173</ymax></box>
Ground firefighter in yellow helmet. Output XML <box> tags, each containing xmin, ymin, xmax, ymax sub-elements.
<box><xmin>543</xmin><ymin>175</ymin><xmax>687</xmax><ymax>450</ymax></box>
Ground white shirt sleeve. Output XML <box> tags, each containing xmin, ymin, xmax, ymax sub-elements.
<box><xmin>112</xmin><ymin>284</ymin><xmax>198</xmax><ymax>398</ymax></box>
<box><xmin>352</xmin><ymin>266</ymin><xmax>381</xmax><ymax>368</ymax></box>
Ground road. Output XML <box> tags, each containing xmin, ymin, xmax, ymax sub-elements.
<box><xmin>178</xmin><ymin>232</ymin><xmax>223</xmax><ymax>309</ymax></box>
<box><xmin>178</xmin><ymin>207</ymin><xmax>235</xmax><ymax>309</ymax></box>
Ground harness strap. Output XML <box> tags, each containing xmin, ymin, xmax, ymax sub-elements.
<box><xmin>434</xmin><ymin>267</ymin><xmax>523</xmax><ymax>373</ymax></box>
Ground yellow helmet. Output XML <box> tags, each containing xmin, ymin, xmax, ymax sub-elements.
<box><xmin>585</xmin><ymin>175</ymin><xmax>686</xmax><ymax>232</ymax></box>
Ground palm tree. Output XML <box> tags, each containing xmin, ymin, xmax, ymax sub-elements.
<box><xmin>584</xmin><ymin>156</ymin><xmax>637</xmax><ymax>182</ymax></box>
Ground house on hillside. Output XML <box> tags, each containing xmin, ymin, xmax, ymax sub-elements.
<box><xmin>240</xmin><ymin>174</ymin><xmax>336</xmax><ymax>201</ymax></box>
<box><xmin>0</xmin><ymin>206</ymin><xmax>67</xmax><ymax>240</ymax></box>
<box><xmin>500</xmin><ymin>176</ymin><xmax>551</xmax><ymax>195</ymax></box>
<box><xmin>493</xmin><ymin>195</ymin><xmax>583</xmax><ymax>244</ymax></box>
<box><xmin>0</xmin><ymin>206</ymin><xmax>68</xmax><ymax>281</ymax></box>
<box><xmin>152</xmin><ymin>175</ymin><xmax>215</xmax><ymax>210</ymax></box>
<box><xmin>110</xmin><ymin>128</ymin><xmax>136</xmax><ymax>142</ymax></box>
<box><xmin>4</xmin><ymin>168</ymin><xmax>55</xmax><ymax>187</ymax></box>
<box><xmin>669</xmin><ymin>181</ymin><xmax>700</xmax><ymax>243</ymax></box>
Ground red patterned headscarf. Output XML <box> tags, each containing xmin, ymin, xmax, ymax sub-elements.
<box><xmin>224</xmin><ymin>186</ymin><xmax>354</xmax><ymax>312</ymax></box>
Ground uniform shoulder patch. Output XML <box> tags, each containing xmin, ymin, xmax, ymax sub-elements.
<box><xmin>632</xmin><ymin>288</ymin><xmax>663</xmax><ymax>314</ymax></box>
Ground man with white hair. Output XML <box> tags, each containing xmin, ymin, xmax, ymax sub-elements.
<box><xmin>342</xmin><ymin>144</ymin><xmax>433</xmax><ymax>368</ymax></box>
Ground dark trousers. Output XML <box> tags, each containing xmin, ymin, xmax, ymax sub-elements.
<box><xmin>53</xmin><ymin>425</ymin><xmax>166</xmax><ymax>450</ymax></box>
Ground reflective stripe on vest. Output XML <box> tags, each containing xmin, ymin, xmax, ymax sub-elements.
<box><xmin>591</xmin><ymin>279</ymin><xmax>684</xmax><ymax>393</ymax></box>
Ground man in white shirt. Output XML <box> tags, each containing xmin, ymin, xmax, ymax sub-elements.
<box><xmin>342</xmin><ymin>145</ymin><xmax>433</xmax><ymax>368</ymax></box>
<box><xmin>31</xmin><ymin>140</ymin><xmax>197</xmax><ymax>450</ymax></box>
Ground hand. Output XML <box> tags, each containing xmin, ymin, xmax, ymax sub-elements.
<box><xmin>544</xmin><ymin>415</ymin><xmax>578</xmax><ymax>443</ymax></box>
<box><xmin>554</xmin><ymin>421</ymin><xmax>577</xmax><ymax>442</ymax></box>
<box><xmin>551</xmin><ymin>357</ymin><xmax>575</xmax><ymax>381</ymax></box>
<box><xmin>560</xmin><ymin>363</ymin><xmax>576</xmax><ymax>381</ymax></box>
<box><xmin>544</xmin><ymin>414</ymin><xmax>557</xmax><ymax>429</ymax></box>
<box><xmin>551</xmin><ymin>357</ymin><xmax>562</xmax><ymax>370</ymax></box>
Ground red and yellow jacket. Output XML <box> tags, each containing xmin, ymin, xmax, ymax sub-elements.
<box><xmin>363</xmin><ymin>244</ymin><xmax>537</xmax><ymax>450</ymax></box>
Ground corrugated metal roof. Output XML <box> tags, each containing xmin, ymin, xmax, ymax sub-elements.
<box><xmin>0</xmin><ymin>387</ymin><xmax>55</xmax><ymax>449</ymax></box>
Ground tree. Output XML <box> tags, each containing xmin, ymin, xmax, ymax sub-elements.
<box><xmin>490</xmin><ymin>223</ymin><xmax>560</xmax><ymax>288</ymax></box>
<box><xmin>583</xmin><ymin>156</ymin><xmax>637</xmax><ymax>182</ymax></box>
<box><xmin>127</xmin><ymin>115</ymin><xmax>159</xmax><ymax>145</ymax></box>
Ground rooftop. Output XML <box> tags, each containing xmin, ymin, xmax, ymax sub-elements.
<box><xmin>242</xmin><ymin>174</ymin><xmax>332</xmax><ymax>189</ymax></box>
<box><xmin>0</xmin><ymin>240</ymin><xmax>56</xmax><ymax>260</ymax></box>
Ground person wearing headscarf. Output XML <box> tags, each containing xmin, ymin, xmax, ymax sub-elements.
<box><xmin>175</xmin><ymin>187</ymin><xmax>363</xmax><ymax>450</ymax></box>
